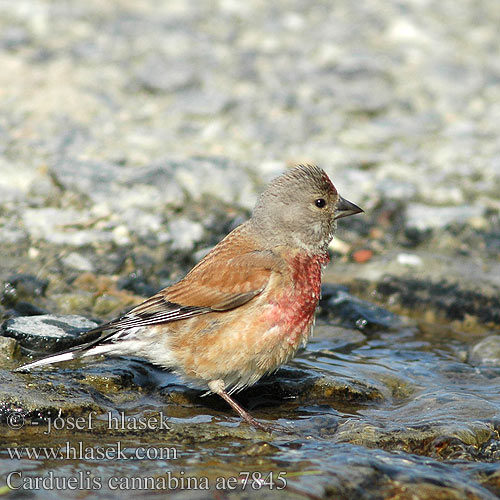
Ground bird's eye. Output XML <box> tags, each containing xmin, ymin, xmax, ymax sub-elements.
<box><xmin>315</xmin><ymin>198</ymin><xmax>326</xmax><ymax>208</ymax></box>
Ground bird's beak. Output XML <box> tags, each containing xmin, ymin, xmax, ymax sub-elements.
<box><xmin>334</xmin><ymin>196</ymin><xmax>364</xmax><ymax>220</ymax></box>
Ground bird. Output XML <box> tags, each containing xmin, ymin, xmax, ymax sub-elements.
<box><xmin>16</xmin><ymin>164</ymin><xmax>363</xmax><ymax>431</ymax></box>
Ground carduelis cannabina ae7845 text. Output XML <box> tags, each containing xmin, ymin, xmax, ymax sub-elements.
<box><xmin>17</xmin><ymin>164</ymin><xmax>363</xmax><ymax>431</ymax></box>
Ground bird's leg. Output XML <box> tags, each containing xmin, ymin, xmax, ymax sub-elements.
<box><xmin>208</xmin><ymin>380</ymin><xmax>280</xmax><ymax>432</ymax></box>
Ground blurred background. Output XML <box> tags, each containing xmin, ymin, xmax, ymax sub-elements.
<box><xmin>0</xmin><ymin>1</ymin><xmax>499</xmax><ymax>289</ymax></box>
<box><xmin>1</xmin><ymin>1</ymin><xmax>500</xmax><ymax>499</ymax></box>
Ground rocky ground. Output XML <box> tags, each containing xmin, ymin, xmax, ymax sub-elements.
<box><xmin>0</xmin><ymin>1</ymin><xmax>499</xmax><ymax>499</ymax></box>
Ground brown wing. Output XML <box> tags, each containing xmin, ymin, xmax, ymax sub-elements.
<box><xmin>98</xmin><ymin>240</ymin><xmax>284</xmax><ymax>336</ymax></box>
<box><xmin>134</xmin><ymin>248</ymin><xmax>281</xmax><ymax>315</ymax></box>
<box><xmin>167</xmin><ymin>251</ymin><xmax>280</xmax><ymax>309</ymax></box>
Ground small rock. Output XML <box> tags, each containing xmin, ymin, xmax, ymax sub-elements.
<box><xmin>0</xmin><ymin>224</ymin><xmax>27</xmax><ymax>244</ymax></box>
<box><xmin>117</xmin><ymin>165</ymin><xmax>185</xmax><ymax>210</ymax></box>
<box><xmin>324</xmin><ymin>289</ymin><xmax>401</xmax><ymax>333</ymax></box>
<box><xmin>112</xmin><ymin>225</ymin><xmax>131</xmax><ymax>245</ymax></box>
<box><xmin>117</xmin><ymin>274</ymin><xmax>157</xmax><ymax>298</ymax></box>
<box><xmin>22</xmin><ymin>207</ymin><xmax>113</xmax><ymax>246</ymax></box>
<box><xmin>8</xmin><ymin>301</ymin><xmax>48</xmax><ymax>317</ymax></box>
<box><xmin>134</xmin><ymin>57</ymin><xmax>198</xmax><ymax>94</ymax></box>
<box><xmin>320</xmin><ymin>284</ymin><xmax>350</xmax><ymax>302</ymax></box>
<box><xmin>62</xmin><ymin>252</ymin><xmax>95</xmax><ymax>272</ymax></box>
<box><xmin>0</xmin><ymin>336</ymin><xmax>20</xmax><ymax>362</ymax></box>
<box><xmin>0</xmin><ymin>26</ymin><xmax>32</xmax><ymax>50</ymax></box>
<box><xmin>93</xmin><ymin>295</ymin><xmax>124</xmax><ymax>316</ymax></box>
<box><xmin>0</xmin><ymin>160</ymin><xmax>38</xmax><ymax>199</ymax></box>
<box><xmin>241</xmin><ymin>442</ymin><xmax>280</xmax><ymax>457</ymax></box>
<box><xmin>167</xmin><ymin>217</ymin><xmax>204</xmax><ymax>251</ymax></box>
<box><xmin>469</xmin><ymin>335</ymin><xmax>500</xmax><ymax>367</ymax></box>
<box><xmin>173</xmin><ymin>157</ymin><xmax>256</xmax><ymax>208</ymax></box>
<box><xmin>352</xmin><ymin>249</ymin><xmax>373</xmax><ymax>263</ymax></box>
<box><xmin>397</xmin><ymin>253</ymin><xmax>423</xmax><ymax>267</ymax></box>
<box><xmin>52</xmin><ymin>292</ymin><xmax>95</xmax><ymax>315</ymax></box>
<box><xmin>1</xmin><ymin>274</ymin><xmax>49</xmax><ymax>307</ymax></box>
<box><xmin>1</xmin><ymin>315</ymin><xmax>99</xmax><ymax>353</ymax></box>
<box><xmin>406</xmin><ymin>203</ymin><xmax>484</xmax><ymax>231</ymax></box>
<box><xmin>171</xmin><ymin>88</ymin><xmax>229</xmax><ymax>115</ymax></box>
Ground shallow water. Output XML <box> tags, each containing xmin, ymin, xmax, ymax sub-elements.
<box><xmin>2</xmin><ymin>299</ymin><xmax>500</xmax><ymax>499</ymax></box>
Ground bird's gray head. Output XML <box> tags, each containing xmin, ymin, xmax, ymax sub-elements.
<box><xmin>251</xmin><ymin>164</ymin><xmax>363</xmax><ymax>253</ymax></box>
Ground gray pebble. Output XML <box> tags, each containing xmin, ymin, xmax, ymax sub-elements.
<box><xmin>2</xmin><ymin>315</ymin><xmax>99</xmax><ymax>353</ymax></box>
<box><xmin>61</xmin><ymin>252</ymin><xmax>95</xmax><ymax>272</ymax></box>
<box><xmin>406</xmin><ymin>203</ymin><xmax>485</xmax><ymax>231</ymax></box>
<box><xmin>167</xmin><ymin>217</ymin><xmax>204</xmax><ymax>251</ymax></box>
<box><xmin>469</xmin><ymin>335</ymin><xmax>500</xmax><ymax>367</ymax></box>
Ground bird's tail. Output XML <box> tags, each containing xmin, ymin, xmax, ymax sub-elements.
<box><xmin>14</xmin><ymin>350</ymin><xmax>86</xmax><ymax>371</ymax></box>
<box><xmin>14</xmin><ymin>325</ymin><xmax>117</xmax><ymax>372</ymax></box>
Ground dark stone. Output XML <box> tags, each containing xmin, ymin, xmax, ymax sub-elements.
<box><xmin>11</xmin><ymin>301</ymin><xmax>48</xmax><ymax>317</ymax></box>
<box><xmin>2</xmin><ymin>315</ymin><xmax>99</xmax><ymax>353</ymax></box>
<box><xmin>376</xmin><ymin>276</ymin><xmax>500</xmax><ymax>326</ymax></box>
<box><xmin>1</xmin><ymin>274</ymin><xmax>49</xmax><ymax>307</ymax></box>
<box><xmin>402</xmin><ymin>227</ymin><xmax>432</xmax><ymax>247</ymax></box>
<box><xmin>323</xmin><ymin>288</ymin><xmax>401</xmax><ymax>333</ymax></box>
<box><xmin>117</xmin><ymin>273</ymin><xmax>158</xmax><ymax>297</ymax></box>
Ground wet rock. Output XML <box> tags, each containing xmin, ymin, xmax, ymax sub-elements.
<box><xmin>336</xmin><ymin>415</ymin><xmax>499</xmax><ymax>461</ymax></box>
<box><xmin>51</xmin><ymin>273</ymin><xmax>142</xmax><ymax>318</ymax></box>
<box><xmin>0</xmin><ymin>369</ymin><xmax>106</xmax><ymax>426</ymax></box>
<box><xmin>375</xmin><ymin>276</ymin><xmax>500</xmax><ymax>326</ymax></box>
<box><xmin>320</xmin><ymin>283</ymin><xmax>350</xmax><ymax>301</ymax></box>
<box><xmin>1</xmin><ymin>274</ymin><xmax>49</xmax><ymax>307</ymax></box>
<box><xmin>2</xmin><ymin>314</ymin><xmax>99</xmax><ymax>353</ymax></box>
<box><xmin>73</xmin><ymin>359</ymin><xmax>150</xmax><ymax>394</ymax></box>
<box><xmin>311</xmin><ymin>324</ymin><xmax>367</xmax><ymax>351</ymax></box>
<box><xmin>0</xmin><ymin>337</ymin><xmax>20</xmax><ymax>362</ymax></box>
<box><xmin>241</xmin><ymin>442</ymin><xmax>280</xmax><ymax>457</ymax></box>
<box><xmin>469</xmin><ymin>336</ymin><xmax>500</xmax><ymax>367</ymax></box>
<box><xmin>317</xmin><ymin>444</ymin><xmax>498</xmax><ymax>500</ymax></box>
<box><xmin>232</xmin><ymin>365</ymin><xmax>384</xmax><ymax>407</ymax></box>
<box><xmin>6</xmin><ymin>301</ymin><xmax>48</xmax><ymax>318</ymax></box>
<box><xmin>323</xmin><ymin>287</ymin><xmax>402</xmax><ymax>333</ymax></box>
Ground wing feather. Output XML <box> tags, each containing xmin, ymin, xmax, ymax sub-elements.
<box><xmin>98</xmin><ymin>245</ymin><xmax>284</xmax><ymax>333</ymax></box>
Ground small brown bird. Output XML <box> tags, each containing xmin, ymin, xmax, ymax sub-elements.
<box><xmin>17</xmin><ymin>165</ymin><xmax>363</xmax><ymax>430</ymax></box>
